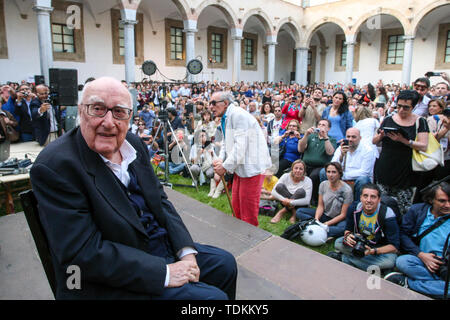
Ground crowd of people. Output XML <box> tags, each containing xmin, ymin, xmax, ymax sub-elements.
<box><xmin>2</xmin><ymin>73</ymin><xmax>450</xmax><ymax>299</ymax></box>
<box><xmin>124</xmin><ymin>74</ymin><xmax>450</xmax><ymax>299</ymax></box>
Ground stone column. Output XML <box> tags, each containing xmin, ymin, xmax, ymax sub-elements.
<box><xmin>121</xmin><ymin>19</ymin><xmax>138</xmax><ymax>85</ymax></box>
<box><xmin>231</xmin><ymin>28</ymin><xmax>243</xmax><ymax>84</ymax></box>
<box><xmin>33</xmin><ymin>4</ymin><xmax>54</xmax><ymax>84</ymax></box>
<box><xmin>402</xmin><ymin>36</ymin><xmax>415</xmax><ymax>86</ymax></box>
<box><xmin>319</xmin><ymin>48</ymin><xmax>327</xmax><ymax>83</ymax></box>
<box><xmin>345</xmin><ymin>41</ymin><xmax>356</xmax><ymax>85</ymax></box>
<box><xmin>183</xmin><ymin>20</ymin><xmax>198</xmax><ymax>82</ymax></box>
<box><xmin>266</xmin><ymin>35</ymin><xmax>277</xmax><ymax>83</ymax></box>
<box><xmin>295</xmin><ymin>47</ymin><xmax>309</xmax><ymax>86</ymax></box>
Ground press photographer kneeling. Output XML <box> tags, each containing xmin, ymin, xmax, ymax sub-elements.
<box><xmin>330</xmin><ymin>184</ymin><xmax>400</xmax><ymax>273</ymax></box>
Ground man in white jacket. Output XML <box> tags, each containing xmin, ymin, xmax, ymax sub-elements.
<box><xmin>211</xmin><ymin>91</ymin><xmax>272</xmax><ymax>226</ymax></box>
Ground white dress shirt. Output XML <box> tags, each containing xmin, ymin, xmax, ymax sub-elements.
<box><xmin>331</xmin><ymin>141</ymin><xmax>376</xmax><ymax>180</ymax></box>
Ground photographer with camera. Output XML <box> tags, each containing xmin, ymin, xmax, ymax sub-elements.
<box><xmin>30</xmin><ymin>84</ymin><xmax>62</xmax><ymax>146</ymax></box>
<box><xmin>298</xmin><ymin>119</ymin><xmax>336</xmax><ymax>205</ymax></box>
<box><xmin>14</xmin><ymin>84</ymin><xmax>36</xmax><ymax>142</ymax></box>
<box><xmin>384</xmin><ymin>182</ymin><xmax>450</xmax><ymax>299</ymax></box>
<box><xmin>330</xmin><ymin>184</ymin><xmax>400</xmax><ymax>273</ymax></box>
<box><xmin>158</xmin><ymin>128</ymin><xmax>188</xmax><ymax>176</ymax></box>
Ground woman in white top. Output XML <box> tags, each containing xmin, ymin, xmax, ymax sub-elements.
<box><xmin>354</xmin><ymin>106</ymin><xmax>380</xmax><ymax>157</ymax></box>
<box><xmin>270</xmin><ymin>160</ymin><xmax>312</xmax><ymax>224</ymax></box>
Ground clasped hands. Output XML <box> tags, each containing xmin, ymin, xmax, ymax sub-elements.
<box><xmin>167</xmin><ymin>254</ymin><xmax>200</xmax><ymax>288</ymax></box>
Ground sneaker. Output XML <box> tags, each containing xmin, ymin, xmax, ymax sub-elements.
<box><xmin>326</xmin><ymin>251</ymin><xmax>342</xmax><ymax>261</ymax></box>
<box><xmin>384</xmin><ymin>272</ymin><xmax>408</xmax><ymax>288</ymax></box>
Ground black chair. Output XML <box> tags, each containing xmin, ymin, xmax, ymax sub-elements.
<box><xmin>19</xmin><ymin>190</ymin><xmax>56</xmax><ymax>297</ymax></box>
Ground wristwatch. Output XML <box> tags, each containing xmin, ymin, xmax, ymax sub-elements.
<box><xmin>408</xmin><ymin>140</ymin><xmax>414</xmax><ymax>147</ymax></box>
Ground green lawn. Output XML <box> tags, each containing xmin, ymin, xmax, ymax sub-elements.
<box><xmin>164</xmin><ymin>171</ymin><xmax>335</xmax><ymax>256</ymax></box>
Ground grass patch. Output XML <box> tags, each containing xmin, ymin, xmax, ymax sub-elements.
<box><xmin>164</xmin><ymin>170</ymin><xmax>335</xmax><ymax>256</ymax></box>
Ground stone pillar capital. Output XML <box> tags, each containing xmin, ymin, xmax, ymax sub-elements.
<box><xmin>231</xmin><ymin>28</ymin><xmax>243</xmax><ymax>39</ymax></box>
<box><xmin>32</xmin><ymin>6</ymin><xmax>53</xmax><ymax>14</ymax></box>
<box><xmin>120</xmin><ymin>19</ymin><xmax>138</xmax><ymax>26</ymax></box>
<box><xmin>344</xmin><ymin>41</ymin><xmax>356</xmax><ymax>46</ymax></box>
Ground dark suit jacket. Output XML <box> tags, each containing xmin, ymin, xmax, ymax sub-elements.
<box><xmin>14</xmin><ymin>99</ymin><xmax>34</xmax><ymax>134</ymax></box>
<box><xmin>30</xmin><ymin>128</ymin><xmax>195</xmax><ymax>299</ymax></box>
<box><xmin>30</xmin><ymin>99</ymin><xmax>61</xmax><ymax>146</ymax></box>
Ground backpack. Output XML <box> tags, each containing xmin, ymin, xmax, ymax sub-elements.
<box><xmin>380</xmin><ymin>195</ymin><xmax>402</xmax><ymax>227</ymax></box>
<box><xmin>280</xmin><ymin>218</ymin><xmax>314</xmax><ymax>241</ymax></box>
<box><xmin>258</xmin><ymin>200</ymin><xmax>278</xmax><ymax>217</ymax></box>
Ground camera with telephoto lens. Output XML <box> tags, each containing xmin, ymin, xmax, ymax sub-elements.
<box><xmin>351</xmin><ymin>231</ymin><xmax>373</xmax><ymax>258</ymax></box>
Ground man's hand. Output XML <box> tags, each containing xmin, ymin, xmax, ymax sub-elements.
<box><xmin>167</xmin><ymin>259</ymin><xmax>200</xmax><ymax>288</ymax></box>
<box><xmin>343</xmin><ymin>232</ymin><xmax>356</xmax><ymax>248</ymax></box>
<box><xmin>213</xmin><ymin>159</ymin><xmax>226</xmax><ymax>176</ymax></box>
<box><xmin>39</xmin><ymin>102</ymin><xmax>51</xmax><ymax>114</ymax></box>
<box><xmin>340</xmin><ymin>144</ymin><xmax>350</xmax><ymax>160</ymax></box>
<box><xmin>180</xmin><ymin>253</ymin><xmax>200</xmax><ymax>282</ymax></box>
<box><xmin>318</xmin><ymin>128</ymin><xmax>328</xmax><ymax>139</ymax></box>
<box><xmin>418</xmin><ymin>252</ymin><xmax>444</xmax><ymax>273</ymax></box>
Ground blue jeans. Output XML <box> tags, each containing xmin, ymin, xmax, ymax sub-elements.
<box><xmin>21</xmin><ymin>133</ymin><xmax>34</xmax><ymax>142</ymax></box>
<box><xmin>319</xmin><ymin>169</ymin><xmax>371</xmax><ymax>201</ymax></box>
<box><xmin>159</xmin><ymin>161</ymin><xmax>186</xmax><ymax>175</ymax></box>
<box><xmin>334</xmin><ymin>236</ymin><xmax>397</xmax><ymax>272</ymax></box>
<box><xmin>396</xmin><ymin>254</ymin><xmax>449</xmax><ymax>299</ymax></box>
<box><xmin>296</xmin><ymin>207</ymin><xmax>346</xmax><ymax>238</ymax></box>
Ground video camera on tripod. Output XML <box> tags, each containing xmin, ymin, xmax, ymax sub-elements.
<box><xmin>141</xmin><ymin>59</ymin><xmax>203</xmax><ymax>190</ymax></box>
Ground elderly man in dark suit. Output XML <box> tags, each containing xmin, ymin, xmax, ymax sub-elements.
<box><xmin>30</xmin><ymin>77</ymin><xmax>237</xmax><ymax>300</ymax></box>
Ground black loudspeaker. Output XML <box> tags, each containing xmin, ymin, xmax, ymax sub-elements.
<box><xmin>49</xmin><ymin>68</ymin><xmax>78</xmax><ymax>106</ymax></box>
<box><xmin>34</xmin><ymin>75</ymin><xmax>45</xmax><ymax>85</ymax></box>
<box><xmin>290</xmin><ymin>72</ymin><xmax>296</xmax><ymax>82</ymax></box>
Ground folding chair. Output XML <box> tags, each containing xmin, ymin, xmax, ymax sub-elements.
<box><xmin>19</xmin><ymin>190</ymin><xmax>56</xmax><ymax>297</ymax></box>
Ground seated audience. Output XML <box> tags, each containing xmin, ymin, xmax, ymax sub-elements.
<box><xmin>297</xmin><ymin>162</ymin><xmax>353</xmax><ymax>239</ymax></box>
<box><xmin>385</xmin><ymin>182</ymin><xmax>450</xmax><ymax>299</ymax></box>
<box><xmin>321</xmin><ymin>127</ymin><xmax>376</xmax><ymax>201</ymax></box>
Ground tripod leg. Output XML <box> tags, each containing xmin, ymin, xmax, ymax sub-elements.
<box><xmin>166</xmin><ymin>121</ymin><xmax>199</xmax><ymax>192</ymax></box>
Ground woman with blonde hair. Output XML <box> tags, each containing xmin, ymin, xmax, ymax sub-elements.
<box><xmin>354</xmin><ymin>106</ymin><xmax>380</xmax><ymax>155</ymax></box>
<box><xmin>270</xmin><ymin>160</ymin><xmax>312</xmax><ymax>224</ymax></box>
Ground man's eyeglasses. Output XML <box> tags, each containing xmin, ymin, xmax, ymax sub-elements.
<box><xmin>397</xmin><ymin>104</ymin><xmax>412</xmax><ymax>111</ymax></box>
<box><xmin>84</xmin><ymin>103</ymin><xmax>132</xmax><ymax>120</ymax></box>
<box><xmin>209</xmin><ymin>100</ymin><xmax>224</xmax><ymax>106</ymax></box>
<box><xmin>414</xmin><ymin>84</ymin><xmax>428</xmax><ymax>90</ymax></box>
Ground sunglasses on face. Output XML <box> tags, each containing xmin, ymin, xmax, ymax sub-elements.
<box><xmin>414</xmin><ymin>85</ymin><xmax>428</xmax><ymax>90</ymax></box>
<box><xmin>209</xmin><ymin>100</ymin><xmax>224</xmax><ymax>106</ymax></box>
<box><xmin>397</xmin><ymin>104</ymin><xmax>412</xmax><ymax>110</ymax></box>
